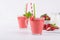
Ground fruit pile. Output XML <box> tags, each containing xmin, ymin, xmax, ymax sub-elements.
<box><xmin>40</xmin><ymin>14</ymin><xmax>59</xmax><ymax>31</ymax></box>
<box><xmin>44</xmin><ymin>24</ymin><xmax>59</xmax><ymax>31</ymax></box>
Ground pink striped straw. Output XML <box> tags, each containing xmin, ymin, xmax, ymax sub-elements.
<box><xmin>30</xmin><ymin>3</ymin><xmax>32</xmax><ymax>5</ymax></box>
<box><xmin>30</xmin><ymin>3</ymin><xmax>33</xmax><ymax>15</ymax></box>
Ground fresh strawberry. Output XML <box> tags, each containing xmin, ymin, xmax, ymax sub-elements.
<box><xmin>46</xmin><ymin>24</ymin><xmax>51</xmax><ymax>31</ymax></box>
<box><xmin>43</xmin><ymin>24</ymin><xmax>46</xmax><ymax>30</ymax></box>
<box><xmin>45</xmin><ymin>24</ymin><xmax>51</xmax><ymax>31</ymax></box>
<box><xmin>51</xmin><ymin>27</ymin><xmax>55</xmax><ymax>31</ymax></box>
<box><xmin>44</xmin><ymin>23</ymin><xmax>59</xmax><ymax>31</ymax></box>
<box><xmin>46</xmin><ymin>24</ymin><xmax>51</xmax><ymax>29</ymax></box>
<box><xmin>46</xmin><ymin>27</ymin><xmax>51</xmax><ymax>31</ymax></box>
<box><xmin>30</xmin><ymin>16</ymin><xmax>35</xmax><ymax>21</ymax></box>
<box><xmin>45</xmin><ymin>16</ymin><xmax>50</xmax><ymax>20</ymax></box>
<box><xmin>40</xmin><ymin>14</ymin><xmax>51</xmax><ymax>20</ymax></box>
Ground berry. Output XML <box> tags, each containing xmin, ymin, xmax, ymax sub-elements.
<box><xmin>30</xmin><ymin>16</ymin><xmax>35</xmax><ymax>21</ymax></box>
<box><xmin>46</xmin><ymin>24</ymin><xmax>51</xmax><ymax>29</ymax></box>
<box><xmin>43</xmin><ymin>24</ymin><xmax>46</xmax><ymax>30</ymax></box>
<box><xmin>51</xmin><ymin>27</ymin><xmax>55</xmax><ymax>31</ymax></box>
<box><xmin>40</xmin><ymin>14</ymin><xmax>51</xmax><ymax>20</ymax></box>
<box><xmin>46</xmin><ymin>27</ymin><xmax>51</xmax><ymax>31</ymax></box>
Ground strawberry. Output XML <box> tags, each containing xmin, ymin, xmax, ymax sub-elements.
<box><xmin>30</xmin><ymin>16</ymin><xmax>35</xmax><ymax>21</ymax></box>
<box><xmin>51</xmin><ymin>27</ymin><xmax>55</xmax><ymax>31</ymax></box>
<box><xmin>46</xmin><ymin>27</ymin><xmax>51</xmax><ymax>31</ymax></box>
<box><xmin>44</xmin><ymin>23</ymin><xmax>59</xmax><ymax>31</ymax></box>
<box><xmin>45</xmin><ymin>16</ymin><xmax>50</xmax><ymax>20</ymax></box>
<box><xmin>46</xmin><ymin>24</ymin><xmax>51</xmax><ymax>31</ymax></box>
<box><xmin>43</xmin><ymin>24</ymin><xmax>46</xmax><ymax>30</ymax></box>
<box><xmin>40</xmin><ymin>14</ymin><xmax>51</xmax><ymax>20</ymax></box>
<box><xmin>46</xmin><ymin>24</ymin><xmax>51</xmax><ymax>29</ymax></box>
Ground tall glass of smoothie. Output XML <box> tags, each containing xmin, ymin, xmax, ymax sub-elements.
<box><xmin>30</xmin><ymin>17</ymin><xmax>44</xmax><ymax>34</ymax></box>
<box><xmin>17</xmin><ymin>16</ymin><xmax>28</xmax><ymax>28</ymax></box>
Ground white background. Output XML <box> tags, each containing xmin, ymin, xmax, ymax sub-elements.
<box><xmin>0</xmin><ymin>0</ymin><xmax>60</xmax><ymax>40</ymax></box>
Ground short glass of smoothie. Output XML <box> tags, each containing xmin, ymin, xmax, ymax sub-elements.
<box><xmin>17</xmin><ymin>16</ymin><xmax>28</xmax><ymax>28</ymax></box>
<box><xmin>30</xmin><ymin>17</ymin><xmax>45</xmax><ymax>35</ymax></box>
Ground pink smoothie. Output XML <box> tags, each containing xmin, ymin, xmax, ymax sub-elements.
<box><xmin>30</xmin><ymin>18</ymin><xmax>44</xmax><ymax>34</ymax></box>
<box><xmin>17</xmin><ymin>16</ymin><xmax>28</xmax><ymax>28</ymax></box>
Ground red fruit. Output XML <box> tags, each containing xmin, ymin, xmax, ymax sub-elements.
<box><xmin>46</xmin><ymin>24</ymin><xmax>51</xmax><ymax>31</ymax></box>
<box><xmin>51</xmin><ymin>27</ymin><xmax>55</xmax><ymax>31</ymax></box>
<box><xmin>46</xmin><ymin>27</ymin><xmax>51</xmax><ymax>31</ymax></box>
<box><xmin>43</xmin><ymin>24</ymin><xmax>46</xmax><ymax>30</ymax></box>
<box><xmin>46</xmin><ymin>24</ymin><xmax>55</xmax><ymax>31</ymax></box>
<box><xmin>46</xmin><ymin>24</ymin><xmax>51</xmax><ymax>29</ymax></box>
<box><xmin>30</xmin><ymin>16</ymin><xmax>35</xmax><ymax>21</ymax></box>
<box><xmin>45</xmin><ymin>24</ymin><xmax>59</xmax><ymax>31</ymax></box>
<box><xmin>45</xmin><ymin>16</ymin><xmax>50</xmax><ymax>20</ymax></box>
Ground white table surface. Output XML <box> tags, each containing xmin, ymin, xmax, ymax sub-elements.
<box><xmin>0</xmin><ymin>19</ymin><xmax>60</xmax><ymax>40</ymax></box>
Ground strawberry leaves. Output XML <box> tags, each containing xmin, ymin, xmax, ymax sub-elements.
<box><xmin>23</xmin><ymin>12</ymin><xmax>33</xmax><ymax>18</ymax></box>
<box><xmin>44</xmin><ymin>23</ymin><xmax>59</xmax><ymax>31</ymax></box>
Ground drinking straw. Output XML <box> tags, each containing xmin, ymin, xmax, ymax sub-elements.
<box><xmin>26</xmin><ymin>3</ymin><xmax>28</xmax><ymax>13</ymax></box>
<box><xmin>30</xmin><ymin>3</ymin><xmax>32</xmax><ymax>5</ymax></box>
<box><xmin>31</xmin><ymin>10</ymin><xmax>33</xmax><ymax>14</ymax></box>
<box><xmin>33</xmin><ymin>4</ymin><xmax>36</xmax><ymax>18</ymax></box>
<box><xmin>30</xmin><ymin>3</ymin><xmax>32</xmax><ymax>9</ymax></box>
<box><xmin>30</xmin><ymin>3</ymin><xmax>33</xmax><ymax>15</ymax></box>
